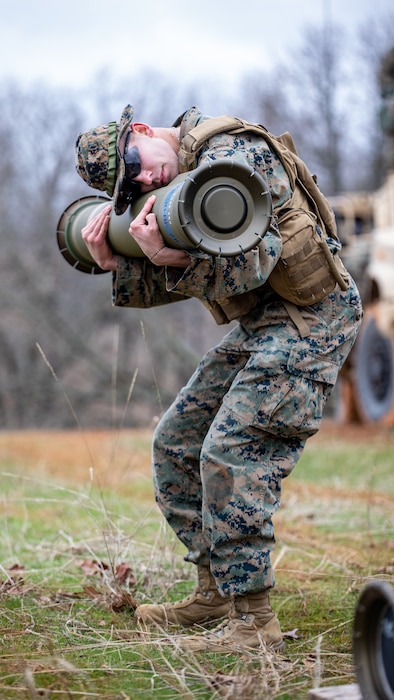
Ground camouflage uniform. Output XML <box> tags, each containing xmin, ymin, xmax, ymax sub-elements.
<box><xmin>112</xmin><ymin>107</ymin><xmax>363</xmax><ymax>596</ymax></box>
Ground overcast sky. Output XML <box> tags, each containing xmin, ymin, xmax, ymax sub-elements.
<box><xmin>1</xmin><ymin>0</ymin><xmax>393</xmax><ymax>94</ymax></box>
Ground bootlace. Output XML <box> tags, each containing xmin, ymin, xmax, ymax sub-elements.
<box><xmin>202</xmin><ymin>617</ymin><xmax>240</xmax><ymax>640</ymax></box>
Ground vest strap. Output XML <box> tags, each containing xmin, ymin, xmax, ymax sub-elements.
<box><xmin>282</xmin><ymin>301</ymin><xmax>311</xmax><ymax>338</ymax></box>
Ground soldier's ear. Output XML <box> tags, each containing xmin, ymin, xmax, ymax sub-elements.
<box><xmin>132</xmin><ymin>122</ymin><xmax>154</xmax><ymax>137</ymax></box>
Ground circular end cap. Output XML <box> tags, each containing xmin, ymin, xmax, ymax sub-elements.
<box><xmin>201</xmin><ymin>185</ymin><xmax>247</xmax><ymax>233</ymax></box>
<box><xmin>177</xmin><ymin>158</ymin><xmax>273</xmax><ymax>256</ymax></box>
<box><xmin>56</xmin><ymin>196</ymin><xmax>110</xmax><ymax>275</ymax></box>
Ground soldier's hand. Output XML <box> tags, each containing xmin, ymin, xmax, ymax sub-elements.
<box><xmin>82</xmin><ymin>204</ymin><xmax>118</xmax><ymax>272</ymax></box>
<box><xmin>129</xmin><ymin>195</ymin><xmax>191</xmax><ymax>267</ymax></box>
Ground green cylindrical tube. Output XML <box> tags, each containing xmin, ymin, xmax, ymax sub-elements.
<box><xmin>57</xmin><ymin>159</ymin><xmax>272</xmax><ymax>274</ymax></box>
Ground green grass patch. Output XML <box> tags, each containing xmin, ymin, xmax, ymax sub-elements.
<box><xmin>1</xmin><ymin>428</ymin><xmax>393</xmax><ymax>699</ymax></box>
<box><xmin>294</xmin><ymin>438</ymin><xmax>394</xmax><ymax>493</ymax></box>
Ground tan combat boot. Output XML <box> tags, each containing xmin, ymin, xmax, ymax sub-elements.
<box><xmin>176</xmin><ymin>589</ymin><xmax>285</xmax><ymax>652</ymax></box>
<box><xmin>135</xmin><ymin>566</ymin><xmax>230</xmax><ymax>627</ymax></box>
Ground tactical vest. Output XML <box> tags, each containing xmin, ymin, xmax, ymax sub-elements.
<box><xmin>178</xmin><ymin>116</ymin><xmax>350</xmax><ymax>307</ymax></box>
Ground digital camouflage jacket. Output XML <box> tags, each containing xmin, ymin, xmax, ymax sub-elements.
<box><xmin>112</xmin><ymin>107</ymin><xmax>292</xmax><ymax>324</ymax></box>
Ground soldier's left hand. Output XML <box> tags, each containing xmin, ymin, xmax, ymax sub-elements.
<box><xmin>129</xmin><ymin>195</ymin><xmax>191</xmax><ymax>267</ymax></box>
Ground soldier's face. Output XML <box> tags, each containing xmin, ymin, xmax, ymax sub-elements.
<box><xmin>123</xmin><ymin>130</ymin><xmax>179</xmax><ymax>194</ymax></box>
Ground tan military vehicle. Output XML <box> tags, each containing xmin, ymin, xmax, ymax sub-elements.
<box><xmin>330</xmin><ymin>172</ymin><xmax>394</xmax><ymax>422</ymax></box>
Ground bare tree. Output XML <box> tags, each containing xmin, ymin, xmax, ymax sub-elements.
<box><xmin>356</xmin><ymin>13</ymin><xmax>394</xmax><ymax>187</ymax></box>
<box><xmin>0</xmin><ymin>79</ymin><xmax>226</xmax><ymax>429</ymax></box>
<box><xmin>276</xmin><ymin>22</ymin><xmax>350</xmax><ymax>194</ymax></box>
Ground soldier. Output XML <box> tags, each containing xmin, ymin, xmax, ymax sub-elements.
<box><xmin>75</xmin><ymin>104</ymin><xmax>362</xmax><ymax>652</ymax></box>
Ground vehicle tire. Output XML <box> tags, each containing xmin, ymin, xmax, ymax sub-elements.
<box><xmin>349</xmin><ymin>315</ymin><xmax>394</xmax><ymax>422</ymax></box>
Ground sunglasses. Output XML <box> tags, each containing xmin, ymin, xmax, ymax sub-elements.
<box><xmin>124</xmin><ymin>130</ymin><xmax>141</xmax><ymax>179</ymax></box>
<box><xmin>121</xmin><ymin>130</ymin><xmax>142</xmax><ymax>203</ymax></box>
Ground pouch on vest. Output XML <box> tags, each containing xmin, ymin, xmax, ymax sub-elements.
<box><xmin>269</xmin><ymin>208</ymin><xmax>349</xmax><ymax>306</ymax></box>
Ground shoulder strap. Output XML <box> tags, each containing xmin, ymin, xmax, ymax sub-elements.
<box><xmin>178</xmin><ymin>116</ymin><xmax>245</xmax><ymax>171</ymax></box>
<box><xmin>178</xmin><ymin>115</ymin><xmax>298</xmax><ymax>187</ymax></box>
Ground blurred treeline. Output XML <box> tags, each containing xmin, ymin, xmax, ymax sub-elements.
<box><xmin>1</xmin><ymin>15</ymin><xmax>393</xmax><ymax>429</ymax></box>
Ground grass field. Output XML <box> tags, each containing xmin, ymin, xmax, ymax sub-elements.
<box><xmin>1</xmin><ymin>421</ymin><xmax>393</xmax><ymax>699</ymax></box>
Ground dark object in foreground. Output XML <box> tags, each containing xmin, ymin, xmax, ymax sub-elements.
<box><xmin>353</xmin><ymin>580</ymin><xmax>394</xmax><ymax>700</ymax></box>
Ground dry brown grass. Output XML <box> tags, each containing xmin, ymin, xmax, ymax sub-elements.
<box><xmin>0</xmin><ymin>428</ymin><xmax>153</xmax><ymax>488</ymax></box>
<box><xmin>1</xmin><ymin>418</ymin><xmax>393</xmax><ymax>490</ymax></box>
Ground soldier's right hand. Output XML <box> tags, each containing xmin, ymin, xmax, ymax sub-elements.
<box><xmin>82</xmin><ymin>204</ymin><xmax>118</xmax><ymax>272</ymax></box>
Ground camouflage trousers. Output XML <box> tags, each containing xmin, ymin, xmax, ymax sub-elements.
<box><xmin>152</xmin><ymin>281</ymin><xmax>362</xmax><ymax>596</ymax></box>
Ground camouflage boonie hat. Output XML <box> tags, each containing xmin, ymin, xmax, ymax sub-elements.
<box><xmin>75</xmin><ymin>104</ymin><xmax>134</xmax><ymax>215</ymax></box>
